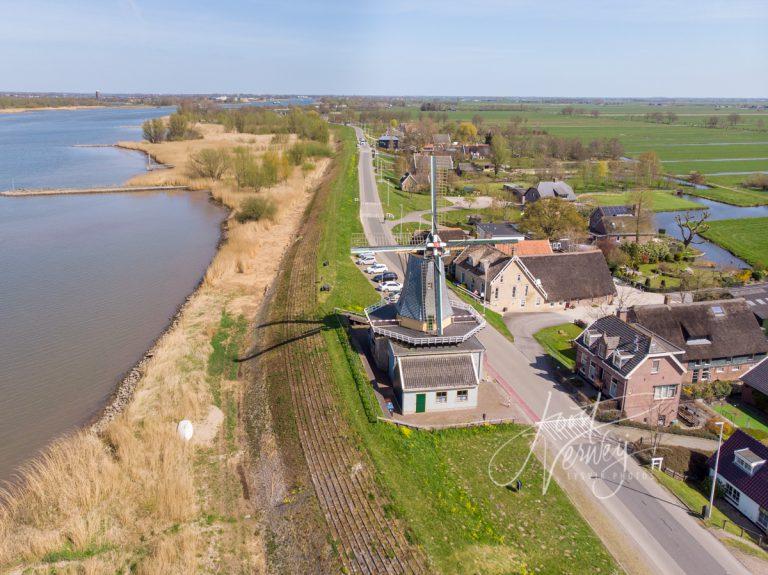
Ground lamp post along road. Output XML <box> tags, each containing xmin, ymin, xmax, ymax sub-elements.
<box><xmin>706</xmin><ymin>421</ymin><xmax>725</xmax><ymax>520</ymax></box>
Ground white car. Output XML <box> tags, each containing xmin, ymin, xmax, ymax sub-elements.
<box><xmin>366</xmin><ymin>263</ymin><xmax>388</xmax><ymax>274</ymax></box>
<box><xmin>377</xmin><ymin>281</ymin><xmax>402</xmax><ymax>292</ymax></box>
<box><xmin>357</xmin><ymin>251</ymin><xmax>376</xmax><ymax>259</ymax></box>
<box><xmin>356</xmin><ymin>256</ymin><xmax>375</xmax><ymax>265</ymax></box>
<box><xmin>386</xmin><ymin>292</ymin><xmax>400</xmax><ymax>303</ymax></box>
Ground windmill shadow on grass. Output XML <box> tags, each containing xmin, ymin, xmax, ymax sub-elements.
<box><xmin>236</xmin><ymin>313</ymin><xmax>341</xmax><ymax>362</ymax></box>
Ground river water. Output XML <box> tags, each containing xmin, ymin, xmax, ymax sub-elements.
<box><xmin>0</xmin><ymin>108</ymin><xmax>227</xmax><ymax>482</ymax></box>
<box><xmin>654</xmin><ymin>194</ymin><xmax>768</xmax><ymax>268</ymax></box>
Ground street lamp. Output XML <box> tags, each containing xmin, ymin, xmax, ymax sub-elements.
<box><xmin>706</xmin><ymin>421</ymin><xmax>725</xmax><ymax>520</ymax></box>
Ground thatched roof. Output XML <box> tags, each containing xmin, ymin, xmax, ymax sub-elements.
<box><xmin>518</xmin><ymin>251</ymin><xmax>616</xmax><ymax>302</ymax></box>
<box><xmin>628</xmin><ymin>299</ymin><xmax>768</xmax><ymax>362</ymax></box>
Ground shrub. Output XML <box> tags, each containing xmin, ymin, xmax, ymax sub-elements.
<box><xmin>633</xmin><ymin>444</ymin><xmax>711</xmax><ymax>480</ymax></box>
<box><xmin>705</xmin><ymin>417</ymin><xmax>734</xmax><ymax>438</ymax></box>
<box><xmin>287</xmin><ymin>141</ymin><xmax>332</xmax><ymax>165</ymax></box>
<box><xmin>743</xmin><ymin>428</ymin><xmax>768</xmax><ymax>441</ymax></box>
<box><xmin>142</xmin><ymin>118</ymin><xmax>166</xmax><ymax>143</ymax></box>
<box><xmin>188</xmin><ymin>148</ymin><xmax>230</xmax><ymax>180</ymax></box>
<box><xmin>236</xmin><ymin>197</ymin><xmax>277</xmax><ymax>223</ymax></box>
<box><xmin>644</xmin><ymin>277</ymin><xmax>651</xmax><ymax>288</ymax></box>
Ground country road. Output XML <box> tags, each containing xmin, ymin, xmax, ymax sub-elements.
<box><xmin>352</xmin><ymin>126</ymin><xmax>751</xmax><ymax>575</ymax></box>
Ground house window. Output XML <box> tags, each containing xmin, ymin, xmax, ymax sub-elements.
<box><xmin>512</xmin><ymin>286</ymin><xmax>517</xmax><ymax>298</ymax></box>
<box><xmin>579</xmin><ymin>354</ymin><xmax>588</xmax><ymax>375</ymax></box>
<box><xmin>759</xmin><ymin>508</ymin><xmax>768</xmax><ymax>531</ymax></box>
<box><xmin>520</xmin><ymin>298</ymin><xmax>526</xmax><ymax>307</ymax></box>
<box><xmin>517</xmin><ymin>274</ymin><xmax>521</xmax><ymax>282</ymax></box>
<box><xmin>436</xmin><ymin>391</ymin><xmax>447</xmax><ymax>404</ymax></box>
<box><xmin>716</xmin><ymin>367</ymin><xmax>725</xmax><ymax>373</ymax></box>
<box><xmin>735</xmin><ymin>456</ymin><xmax>753</xmax><ymax>475</ymax></box>
<box><xmin>499</xmin><ymin>275</ymin><xmax>503</xmax><ymax>283</ymax></box>
<box><xmin>651</xmin><ymin>360</ymin><xmax>660</xmax><ymax>374</ymax></box>
<box><xmin>457</xmin><ymin>390</ymin><xmax>468</xmax><ymax>402</ymax></box>
<box><xmin>719</xmin><ymin>480</ymin><xmax>741</xmax><ymax>505</ymax></box>
<box><xmin>701</xmin><ymin>368</ymin><xmax>711</xmax><ymax>382</ymax></box>
<box><xmin>461</xmin><ymin>272</ymin><xmax>465</xmax><ymax>283</ymax></box>
<box><xmin>692</xmin><ymin>369</ymin><xmax>700</xmax><ymax>383</ymax></box>
<box><xmin>494</xmin><ymin>287</ymin><xmax>499</xmax><ymax>299</ymax></box>
<box><xmin>535</xmin><ymin>297</ymin><xmax>541</xmax><ymax>306</ymax></box>
<box><xmin>653</xmin><ymin>385</ymin><xmax>678</xmax><ymax>400</ymax></box>
<box><xmin>589</xmin><ymin>362</ymin><xmax>597</xmax><ymax>381</ymax></box>
<box><xmin>732</xmin><ymin>365</ymin><xmax>740</xmax><ymax>372</ymax></box>
<box><xmin>524</xmin><ymin>285</ymin><xmax>529</xmax><ymax>296</ymax></box>
<box><xmin>609</xmin><ymin>378</ymin><xmax>619</xmax><ymax>397</ymax></box>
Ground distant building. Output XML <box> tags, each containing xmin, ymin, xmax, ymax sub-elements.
<box><xmin>627</xmin><ymin>299</ymin><xmax>768</xmax><ymax>383</ymax></box>
<box><xmin>456</xmin><ymin>162</ymin><xmax>477</xmax><ymax>176</ymax></box>
<box><xmin>707</xmin><ymin>430</ymin><xmax>768</xmax><ymax>532</ymax></box>
<box><xmin>433</xmin><ymin>133</ymin><xmax>452</xmax><ymax>148</ymax></box>
<box><xmin>452</xmin><ymin>248</ymin><xmax>616</xmax><ymax>312</ymax></box>
<box><xmin>400</xmin><ymin>153</ymin><xmax>454</xmax><ymax>192</ymax></box>
<box><xmin>495</xmin><ymin>239</ymin><xmax>553</xmax><ymax>257</ymax></box>
<box><xmin>503</xmin><ymin>184</ymin><xmax>528</xmax><ymax>204</ymax></box>
<box><xmin>523</xmin><ymin>181</ymin><xmax>576</xmax><ymax>204</ymax></box>
<box><xmin>475</xmin><ymin>222</ymin><xmax>525</xmax><ymax>242</ymax></box>
<box><xmin>574</xmin><ymin>315</ymin><xmax>686</xmax><ymax>425</ymax></box>
<box><xmin>589</xmin><ymin>205</ymin><xmax>654</xmax><ymax>242</ymax></box>
<box><xmin>377</xmin><ymin>134</ymin><xmax>399</xmax><ymax>150</ymax></box>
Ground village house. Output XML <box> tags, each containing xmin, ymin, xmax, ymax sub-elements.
<box><xmin>588</xmin><ymin>205</ymin><xmax>654</xmax><ymax>243</ymax></box>
<box><xmin>462</xmin><ymin>143</ymin><xmax>491</xmax><ymax>158</ymax></box>
<box><xmin>627</xmin><ymin>299</ymin><xmax>768</xmax><ymax>384</ymax></box>
<box><xmin>574</xmin><ymin>315</ymin><xmax>686</xmax><ymax>425</ymax></box>
<box><xmin>521</xmin><ymin>181</ymin><xmax>576</xmax><ymax>204</ymax></box>
<box><xmin>475</xmin><ymin>222</ymin><xmax>525</xmax><ymax>242</ymax></box>
<box><xmin>708</xmin><ymin>430</ymin><xmax>768</xmax><ymax>533</ymax></box>
<box><xmin>741</xmin><ymin>357</ymin><xmax>768</xmax><ymax>410</ymax></box>
<box><xmin>452</xmin><ymin>247</ymin><xmax>616</xmax><ymax>312</ymax></box>
<box><xmin>432</xmin><ymin>133</ymin><xmax>452</xmax><ymax>149</ymax></box>
<box><xmin>400</xmin><ymin>153</ymin><xmax>454</xmax><ymax>193</ymax></box>
<box><xmin>728</xmin><ymin>282</ymin><xmax>768</xmax><ymax>328</ymax></box>
<box><xmin>377</xmin><ymin>134</ymin><xmax>399</xmax><ymax>150</ymax></box>
<box><xmin>456</xmin><ymin>162</ymin><xmax>477</xmax><ymax>176</ymax></box>
<box><xmin>495</xmin><ymin>239</ymin><xmax>553</xmax><ymax>257</ymax></box>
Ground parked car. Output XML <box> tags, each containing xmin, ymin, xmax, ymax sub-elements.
<box><xmin>378</xmin><ymin>281</ymin><xmax>402</xmax><ymax>292</ymax></box>
<box><xmin>366</xmin><ymin>263</ymin><xmax>388</xmax><ymax>274</ymax></box>
<box><xmin>357</xmin><ymin>251</ymin><xmax>376</xmax><ymax>259</ymax></box>
<box><xmin>356</xmin><ymin>256</ymin><xmax>375</xmax><ymax>265</ymax></box>
<box><xmin>386</xmin><ymin>292</ymin><xmax>400</xmax><ymax>303</ymax></box>
<box><xmin>372</xmin><ymin>272</ymin><xmax>398</xmax><ymax>283</ymax></box>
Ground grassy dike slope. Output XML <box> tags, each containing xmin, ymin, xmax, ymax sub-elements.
<box><xmin>273</xmin><ymin>126</ymin><xmax>618</xmax><ymax>574</ymax></box>
<box><xmin>0</xmin><ymin>124</ymin><xmax>330</xmax><ymax>573</ymax></box>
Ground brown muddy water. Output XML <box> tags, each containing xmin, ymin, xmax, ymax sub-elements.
<box><xmin>0</xmin><ymin>191</ymin><xmax>226</xmax><ymax>482</ymax></box>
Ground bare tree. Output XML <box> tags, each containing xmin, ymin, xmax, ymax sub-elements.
<box><xmin>674</xmin><ymin>210</ymin><xmax>711</xmax><ymax>249</ymax></box>
<box><xmin>630</xmin><ymin>188</ymin><xmax>655</xmax><ymax>243</ymax></box>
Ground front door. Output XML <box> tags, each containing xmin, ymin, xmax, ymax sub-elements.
<box><xmin>415</xmin><ymin>393</ymin><xmax>426</xmax><ymax>413</ymax></box>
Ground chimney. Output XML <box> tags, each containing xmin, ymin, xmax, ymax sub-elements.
<box><xmin>615</xmin><ymin>307</ymin><xmax>629</xmax><ymax>322</ymax></box>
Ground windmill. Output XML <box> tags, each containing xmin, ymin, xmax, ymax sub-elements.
<box><xmin>351</xmin><ymin>156</ymin><xmax>521</xmax><ymax>337</ymax></box>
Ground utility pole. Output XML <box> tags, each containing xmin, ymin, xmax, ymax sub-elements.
<box><xmin>706</xmin><ymin>421</ymin><xmax>725</xmax><ymax>520</ymax></box>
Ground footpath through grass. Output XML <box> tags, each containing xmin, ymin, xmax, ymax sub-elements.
<box><xmin>700</xmin><ymin>217</ymin><xmax>768</xmax><ymax>268</ymax></box>
<box><xmin>534</xmin><ymin>323</ymin><xmax>583</xmax><ymax>370</ymax></box>
<box><xmin>314</xmin><ymin>126</ymin><xmax>617</xmax><ymax>574</ymax></box>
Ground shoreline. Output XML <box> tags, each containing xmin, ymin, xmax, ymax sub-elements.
<box><xmin>90</xmin><ymin>191</ymin><xmax>230</xmax><ymax>432</ymax></box>
<box><xmin>0</xmin><ymin>104</ymin><xmax>153</xmax><ymax>114</ymax></box>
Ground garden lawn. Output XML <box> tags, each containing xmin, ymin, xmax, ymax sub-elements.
<box><xmin>712</xmin><ymin>400</ymin><xmax>768</xmax><ymax>434</ymax></box>
<box><xmin>533</xmin><ymin>323</ymin><xmax>583</xmax><ymax>370</ymax></box>
<box><xmin>448</xmin><ymin>281</ymin><xmax>514</xmax><ymax>343</ymax></box>
<box><xmin>578</xmin><ymin>190</ymin><xmax>702</xmax><ymax>212</ymax></box>
<box><xmin>700</xmin><ymin>217</ymin><xmax>768</xmax><ymax>268</ymax></box>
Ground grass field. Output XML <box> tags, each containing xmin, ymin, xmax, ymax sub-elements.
<box><xmin>533</xmin><ymin>323</ymin><xmax>583</xmax><ymax>370</ymax></box>
<box><xmin>316</xmin><ymin>127</ymin><xmax>617</xmax><ymax>573</ymax></box>
<box><xmin>700</xmin><ymin>217</ymin><xmax>768</xmax><ymax>268</ymax></box>
<box><xmin>683</xmin><ymin>184</ymin><xmax>768</xmax><ymax>206</ymax></box>
<box><xmin>578</xmin><ymin>190</ymin><xmax>702</xmax><ymax>212</ymax></box>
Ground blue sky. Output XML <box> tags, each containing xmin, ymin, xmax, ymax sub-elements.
<box><xmin>1</xmin><ymin>0</ymin><xmax>766</xmax><ymax>97</ymax></box>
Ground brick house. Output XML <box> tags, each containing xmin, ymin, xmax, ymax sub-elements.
<box><xmin>627</xmin><ymin>299</ymin><xmax>768</xmax><ymax>384</ymax></box>
<box><xmin>452</xmin><ymin>247</ymin><xmax>616</xmax><ymax>313</ymax></box>
<box><xmin>574</xmin><ymin>316</ymin><xmax>686</xmax><ymax>425</ymax></box>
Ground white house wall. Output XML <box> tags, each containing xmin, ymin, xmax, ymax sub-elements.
<box><xmin>401</xmin><ymin>388</ymin><xmax>479</xmax><ymax>414</ymax></box>
<box><xmin>714</xmin><ymin>470</ymin><xmax>762</xmax><ymax>526</ymax></box>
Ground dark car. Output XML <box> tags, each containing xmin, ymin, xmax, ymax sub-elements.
<box><xmin>372</xmin><ymin>272</ymin><xmax>398</xmax><ymax>283</ymax></box>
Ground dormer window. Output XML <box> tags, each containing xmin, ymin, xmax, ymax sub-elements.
<box><xmin>585</xmin><ymin>329</ymin><xmax>600</xmax><ymax>346</ymax></box>
<box><xmin>734</xmin><ymin>448</ymin><xmax>766</xmax><ymax>476</ymax></box>
<box><xmin>612</xmin><ymin>350</ymin><xmax>633</xmax><ymax>369</ymax></box>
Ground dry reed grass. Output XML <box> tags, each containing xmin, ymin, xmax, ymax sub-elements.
<box><xmin>0</xmin><ymin>124</ymin><xmax>331</xmax><ymax>573</ymax></box>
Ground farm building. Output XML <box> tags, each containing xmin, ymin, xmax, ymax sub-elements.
<box><xmin>452</xmin><ymin>247</ymin><xmax>616</xmax><ymax>312</ymax></box>
<box><xmin>588</xmin><ymin>205</ymin><xmax>654</xmax><ymax>243</ymax></box>
<box><xmin>627</xmin><ymin>299</ymin><xmax>768</xmax><ymax>384</ymax></box>
<box><xmin>521</xmin><ymin>181</ymin><xmax>576</xmax><ymax>204</ymax></box>
<box><xmin>741</xmin><ymin>357</ymin><xmax>768</xmax><ymax>409</ymax></box>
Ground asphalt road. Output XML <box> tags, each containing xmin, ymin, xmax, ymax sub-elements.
<box><xmin>352</xmin><ymin>126</ymin><xmax>749</xmax><ymax>575</ymax></box>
